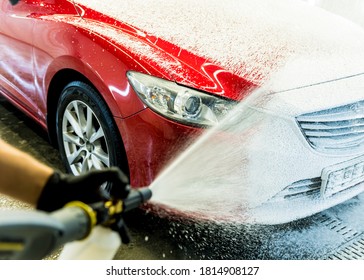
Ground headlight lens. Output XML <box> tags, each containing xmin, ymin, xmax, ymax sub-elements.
<box><xmin>127</xmin><ymin>71</ymin><xmax>236</xmax><ymax>126</ymax></box>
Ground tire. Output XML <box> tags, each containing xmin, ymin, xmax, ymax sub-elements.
<box><xmin>56</xmin><ymin>81</ymin><xmax>127</xmax><ymax>176</ymax></box>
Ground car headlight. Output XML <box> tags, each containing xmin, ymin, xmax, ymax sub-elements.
<box><xmin>127</xmin><ymin>71</ymin><xmax>236</xmax><ymax>126</ymax></box>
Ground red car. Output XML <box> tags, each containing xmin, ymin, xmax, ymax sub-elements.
<box><xmin>0</xmin><ymin>0</ymin><xmax>244</xmax><ymax>188</ymax></box>
<box><xmin>2</xmin><ymin>0</ymin><xmax>364</xmax><ymax>224</ymax></box>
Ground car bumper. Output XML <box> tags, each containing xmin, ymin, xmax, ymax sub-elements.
<box><xmin>115</xmin><ymin>108</ymin><xmax>203</xmax><ymax>187</ymax></box>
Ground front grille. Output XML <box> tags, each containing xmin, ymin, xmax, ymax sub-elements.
<box><xmin>270</xmin><ymin>178</ymin><xmax>321</xmax><ymax>201</ymax></box>
<box><xmin>271</xmin><ymin>174</ymin><xmax>364</xmax><ymax>202</ymax></box>
<box><xmin>296</xmin><ymin>101</ymin><xmax>364</xmax><ymax>153</ymax></box>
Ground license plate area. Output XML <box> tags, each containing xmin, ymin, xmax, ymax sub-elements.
<box><xmin>321</xmin><ymin>155</ymin><xmax>364</xmax><ymax>198</ymax></box>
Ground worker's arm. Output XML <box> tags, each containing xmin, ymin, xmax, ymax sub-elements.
<box><xmin>0</xmin><ymin>139</ymin><xmax>130</xmax><ymax>211</ymax></box>
<box><xmin>0</xmin><ymin>139</ymin><xmax>53</xmax><ymax>205</ymax></box>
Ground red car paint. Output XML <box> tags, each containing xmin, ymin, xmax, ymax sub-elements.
<box><xmin>0</xmin><ymin>0</ymin><xmax>256</xmax><ymax>187</ymax></box>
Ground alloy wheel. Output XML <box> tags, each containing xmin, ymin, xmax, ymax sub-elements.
<box><xmin>61</xmin><ymin>100</ymin><xmax>110</xmax><ymax>175</ymax></box>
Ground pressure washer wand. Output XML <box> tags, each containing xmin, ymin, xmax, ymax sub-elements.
<box><xmin>57</xmin><ymin>186</ymin><xmax>152</xmax><ymax>246</ymax></box>
<box><xmin>90</xmin><ymin>187</ymin><xmax>152</xmax><ymax>244</ymax></box>
<box><xmin>0</xmin><ymin>187</ymin><xmax>152</xmax><ymax>260</ymax></box>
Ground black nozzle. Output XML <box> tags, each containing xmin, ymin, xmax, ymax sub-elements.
<box><xmin>122</xmin><ymin>187</ymin><xmax>152</xmax><ymax>213</ymax></box>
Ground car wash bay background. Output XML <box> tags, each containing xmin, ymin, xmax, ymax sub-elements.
<box><xmin>2</xmin><ymin>95</ymin><xmax>364</xmax><ymax>260</ymax></box>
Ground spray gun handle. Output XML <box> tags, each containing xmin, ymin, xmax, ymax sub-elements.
<box><xmin>92</xmin><ymin>187</ymin><xmax>152</xmax><ymax>244</ymax></box>
<box><xmin>0</xmin><ymin>186</ymin><xmax>151</xmax><ymax>259</ymax></box>
<box><xmin>48</xmin><ymin>186</ymin><xmax>152</xmax><ymax>250</ymax></box>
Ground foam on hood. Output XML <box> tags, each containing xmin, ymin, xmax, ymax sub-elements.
<box><xmin>73</xmin><ymin>0</ymin><xmax>364</xmax><ymax>89</ymax></box>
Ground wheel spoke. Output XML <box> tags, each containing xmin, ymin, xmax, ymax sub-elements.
<box><xmin>73</xmin><ymin>101</ymin><xmax>86</xmax><ymax>135</ymax></box>
<box><xmin>92</xmin><ymin>148</ymin><xmax>110</xmax><ymax>167</ymax></box>
<box><xmin>85</xmin><ymin>106</ymin><xmax>94</xmax><ymax>139</ymax></box>
<box><xmin>91</xmin><ymin>154</ymin><xmax>105</xmax><ymax>169</ymax></box>
<box><xmin>63</xmin><ymin>132</ymin><xmax>82</xmax><ymax>146</ymax></box>
<box><xmin>79</xmin><ymin>154</ymin><xmax>91</xmax><ymax>173</ymax></box>
<box><xmin>67</xmin><ymin>148</ymin><xmax>84</xmax><ymax>166</ymax></box>
<box><xmin>64</xmin><ymin>109</ymin><xmax>84</xmax><ymax>139</ymax></box>
<box><xmin>87</xmin><ymin>156</ymin><xmax>94</xmax><ymax>172</ymax></box>
<box><xmin>89</xmin><ymin>127</ymin><xmax>105</xmax><ymax>143</ymax></box>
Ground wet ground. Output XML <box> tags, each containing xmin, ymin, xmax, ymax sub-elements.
<box><xmin>1</xmin><ymin>95</ymin><xmax>364</xmax><ymax>260</ymax></box>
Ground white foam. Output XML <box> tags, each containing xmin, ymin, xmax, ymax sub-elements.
<box><xmin>73</xmin><ymin>0</ymin><xmax>364</xmax><ymax>88</ymax></box>
<box><xmin>64</xmin><ymin>0</ymin><xmax>364</xmax><ymax>223</ymax></box>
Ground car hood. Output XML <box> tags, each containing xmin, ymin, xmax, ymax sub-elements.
<box><xmin>73</xmin><ymin>0</ymin><xmax>364</xmax><ymax>97</ymax></box>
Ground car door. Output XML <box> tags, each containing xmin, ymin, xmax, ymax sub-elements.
<box><xmin>0</xmin><ymin>0</ymin><xmax>39</xmax><ymax>116</ymax></box>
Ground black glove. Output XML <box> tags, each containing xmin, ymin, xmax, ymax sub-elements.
<box><xmin>37</xmin><ymin>167</ymin><xmax>130</xmax><ymax>212</ymax></box>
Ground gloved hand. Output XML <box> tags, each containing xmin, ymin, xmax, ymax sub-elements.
<box><xmin>36</xmin><ymin>167</ymin><xmax>130</xmax><ymax>212</ymax></box>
